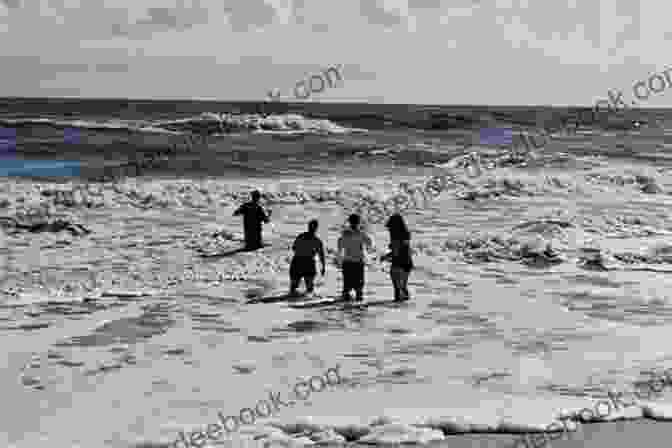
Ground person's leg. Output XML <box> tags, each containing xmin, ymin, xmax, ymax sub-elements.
<box><xmin>246</xmin><ymin>228</ymin><xmax>262</xmax><ymax>250</ymax></box>
<box><xmin>399</xmin><ymin>268</ymin><xmax>410</xmax><ymax>301</ymax></box>
<box><xmin>289</xmin><ymin>258</ymin><xmax>300</xmax><ymax>295</ymax></box>
<box><xmin>304</xmin><ymin>260</ymin><xmax>317</xmax><ymax>295</ymax></box>
<box><xmin>390</xmin><ymin>267</ymin><xmax>401</xmax><ymax>300</ymax></box>
<box><xmin>341</xmin><ymin>262</ymin><xmax>352</xmax><ymax>300</ymax></box>
<box><xmin>244</xmin><ymin>230</ymin><xmax>262</xmax><ymax>250</ymax></box>
<box><xmin>289</xmin><ymin>277</ymin><xmax>301</xmax><ymax>296</ymax></box>
<box><xmin>355</xmin><ymin>262</ymin><xmax>364</xmax><ymax>301</ymax></box>
<box><xmin>305</xmin><ymin>275</ymin><xmax>315</xmax><ymax>294</ymax></box>
<box><xmin>252</xmin><ymin>232</ymin><xmax>263</xmax><ymax>250</ymax></box>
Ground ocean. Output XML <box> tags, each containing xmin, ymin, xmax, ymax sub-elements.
<box><xmin>2</xmin><ymin>97</ymin><xmax>672</xmax><ymax>448</ymax></box>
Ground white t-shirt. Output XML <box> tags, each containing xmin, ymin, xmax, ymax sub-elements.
<box><xmin>337</xmin><ymin>229</ymin><xmax>373</xmax><ymax>263</ymax></box>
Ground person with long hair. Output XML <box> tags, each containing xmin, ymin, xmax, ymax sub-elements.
<box><xmin>337</xmin><ymin>214</ymin><xmax>373</xmax><ymax>302</ymax></box>
<box><xmin>380</xmin><ymin>213</ymin><xmax>413</xmax><ymax>301</ymax></box>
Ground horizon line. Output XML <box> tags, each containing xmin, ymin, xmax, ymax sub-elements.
<box><xmin>0</xmin><ymin>96</ymin><xmax>670</xmax><ymax>111</ymax></box>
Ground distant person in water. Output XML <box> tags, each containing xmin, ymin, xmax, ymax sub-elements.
<box><xmin>337</xmin><ymin>214</ymin><xmax>373</xmax><ymax>301</ymax></box>
<box><xmin>289</xmin><ymin>219</ymin><xmax>326</xmax><ymax>297</ymax></box>
<box><xmin>233</xmin><ymin>190</ymin><xmax>271</xmax><ymax>250</ymax></box>
<box><xmin>380</xmin><ymin>213</ymin><xmax>413</xmax><ymax>301</ymax></box>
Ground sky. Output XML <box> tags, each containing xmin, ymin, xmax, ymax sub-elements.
<box><xmin>0</xmin><ymin>0</ymin><xmax>669</xmax><ymax>106</ymax></box>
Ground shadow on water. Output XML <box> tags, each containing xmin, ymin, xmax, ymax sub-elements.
<box><xmin>53</xmin><ymin>302</ymin><xmax>176</xmax><ymax>348</ymax></box>
<box><xmin>246</xmin><ymin>292</ymin><xmax>304</xmax><ymax>304</ymax></box>
<box><xmin>198</xmin><ymin>243</ymin><xmax>272</xmax><ymax>259</ymax></box>
<box><xmin>198</xmin><ymin>247</ymin><xmax>254</xmax><ymax>259</ymax></box>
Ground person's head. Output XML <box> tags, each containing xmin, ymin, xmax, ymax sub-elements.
<box><xmin>251</xmin><ymin>190</ymin><xmax>261</xmax><ymax>202</ymax></box>
<box><xmin>347</xmin><ymin>214</ymin><xmax>360</xmax><ymax>230</ymax></box>
<box><xmin>385</xmin><ymin>213</ymin><xmax>410</xmax><ymax>240</ymax></box>
<box><xmin>308</xmin><ymin>219</ymin><xmax>318</xmax><ymax>234</ymax></box>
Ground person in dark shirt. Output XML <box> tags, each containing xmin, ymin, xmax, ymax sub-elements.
<box><xmin>233</xmin><ymin>190</ymin><xmax>271</xmax><ymax>250</ymax></box>
<box><xmin>289</xmin><ymin>219</ymin><xmax>326</xmax><ymax>297</ymax></box>
<box><xmin>380</xmin><ymin>213</ymin><xmax>413</xmax><ymax>301</ymax></box>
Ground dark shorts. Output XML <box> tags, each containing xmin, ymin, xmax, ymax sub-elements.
<box><xmin>244</xmin><ymin>229</ymin><xmax>263</xmax><ymax>250</ymax></box>
<box><xmin>290</xmin><ymin>256</ymin><xmax>317</xmax><ymax>280</ymax></box>
<box><xmin>391</xmin><ymin>261</ymin><xmax>413</xmax><ymax>272</ymax></box>
<box><xmin>342</xmin><ymin>261</ymin><xmax>364</xmax><ymax>290</ymax></box>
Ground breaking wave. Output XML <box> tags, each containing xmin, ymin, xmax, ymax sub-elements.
<box><xmin>0</xmin><ymin>112</ymin><xmax>366</xmax><ymax>138</ymax></box>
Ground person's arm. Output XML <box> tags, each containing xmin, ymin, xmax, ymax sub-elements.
<box><xmin>337</xmin><ymin>236</ymin><xmax>344</xmax><ymax>262</ymax></box>
<box><xmin>233</xmin><ymin>203</ymin><xmax>244</xmax><ymax>216</ymax></box>
<box><xmin>292</xmin><ymin>236</ymin><xmax>298</xmax><ymax>252</ymax></box>
<box><xmin>381</xmin><ymin>241</ymin><xmax>396</xmax><ymax>262</ymax></box>
<box><xmin>380</xmin><ymin>249</ymin><xmax>392</xmax><ymax>262</ymax></box>
<box><xmin>365</xmin><ymin>233</ymin><xmax>374</xmax><ymax>252</ymax></box>
<box><xmin>256</xmin><ymin>205</ymin><xmax>270</xmax><ymax>223</ymax></box>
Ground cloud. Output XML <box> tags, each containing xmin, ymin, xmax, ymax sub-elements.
<box><xmin>139</xmin><ymin>7</ymin><xmax>182</xmax><ymax>27</ymax></box>
<box><xmin>93</xmin><ymin>63</ymin><xmax>130</xmax><ymax>73</ymax></box>
<box><xmin>408</xmin><ymin>0</ymin><xmax>442</xmax><ymax>10</ymax></box>
<box><xmin>360</xmin><ymin>0</ymin><xmax>405</xmax><ymax>27</ymax></box>
<box><xmin>0</xmin><ymin>0</ymin><xmax>212</xmax><ymax>40</ymax></box>
<box><xmin>292</xmin><ymin>0</ymin><xmax>306</xmax><ymax>24</ymax></box>
<box><xmin>339</xmin><ymin>64</ymin><xmax>376</xmax><ymax>82</ymax></box>
<box><xmin>310</xmin><ymin>23</ymin><xmax>329</xmax><ymax>32</ymax></box>
<box><xmin>0</xmin><ymin>0</ymin><xmax>668</xmax><ymax>106</ymax></box>
<box><xmin>1</xmin><ymin>0</ymin><xmax>20</xmax><ymax>9</ymax></box>
<box><xmin>223</xmin><ymin>0</ymin><xmax>277</xmax><ymax>32</ymax></box>
<box><xmin>113</xmin><ymin>1</ymin><xmax>210</xmax><ymax>37</ymax></box>
<box><xmin>0</xmin><ymin>57</ymin><xmax>131</xmax><ymax>87</ymax></box>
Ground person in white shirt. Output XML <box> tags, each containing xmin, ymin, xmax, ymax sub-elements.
<box><xmin>337</xmin><ymin>214</ymin><xmax>373</xmax><ymax>301</ymax></box>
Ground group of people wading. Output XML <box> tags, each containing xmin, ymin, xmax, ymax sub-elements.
<box><xmin>233</xmin><ymin>190</ymin><xmax>414</xmax><ymax>302</ymax></box>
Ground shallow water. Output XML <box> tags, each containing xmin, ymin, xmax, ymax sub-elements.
<box><xmin>2</xmin><ymin>102</ymin><xmax>672</xmax><ymax>447</ymax></box>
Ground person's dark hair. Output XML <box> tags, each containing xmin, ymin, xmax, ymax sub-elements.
<box><xmin>251</xmin><ymin>190</ymin><xmax>261</xmax><ymax>201</ymax></box>
<box><xmin>385</xmin><ymin>213</ymin><xmax>410</xmax><ymax>240</ymax></box>
<box><xmin>348</xmin><ymin>214</ymin><xmax>360</xmax><ymax>228</ymax></box>
<box><xmin>308</xmin><ymin>219</ymin><xmax>318</xmax><ymax>233</ymax></box>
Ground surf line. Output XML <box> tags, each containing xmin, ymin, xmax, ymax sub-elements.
<box><xmin>461</xmin><ymin>127</ymin><xmax>545</xmax><ymax>178</ymax></box>
<box><xmin>509</xmin><ymin>369</ymin><xmax>672</xmax><ymax>448</ymax></box>
<box><xmin>171</xmin><ymin>365</ymin><xmax>343</xmax><ymax>448</ymax></box>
